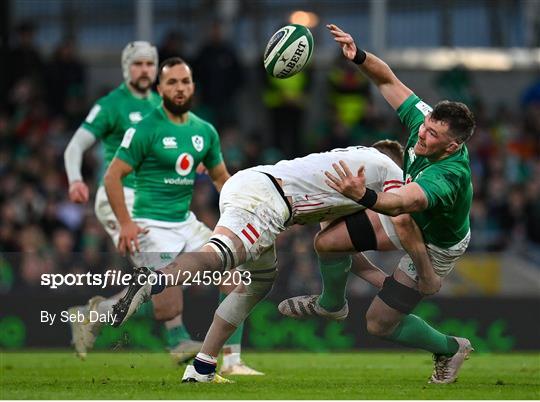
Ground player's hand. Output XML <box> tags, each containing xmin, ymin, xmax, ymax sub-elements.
<box><xmin>68</xmin><ymin>181</ymin><xmax>89</xmax><ymax>203</ymax></box>
<box><xmin>118</xmin><ymin>220</ymin><xmax>148</xmax><ymax>255</ymax></box>
<box><xmin>326</xmin><ymin>24</ymin><xmax>358</xmax><ymax>61</ymax></box>
<box><xmin>418</xmin><ymin>273</ymin><xmax>442</xmax><ymax>296</ymax></box>
<box><xmin>325</xmin><ymin>160</ymin><xmax>367</xmax><ymax>201</ymax></box>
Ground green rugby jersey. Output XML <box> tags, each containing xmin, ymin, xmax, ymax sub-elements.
<box><xmin>397</xmin><ymin>94</ymin><xmax>472</xmax><ymax>248</ymax></box>
<box><xmin>81</xmin><ymin>83</ymin><xmax>161</xmax><ymax>188</ymax></box>
<box><xmin>115</xmin><ymin>106</ymin><xmax>224</xmax><ymax>222</ymax></box>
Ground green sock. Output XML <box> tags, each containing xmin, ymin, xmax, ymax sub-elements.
<box><xmin>317</xmin><ymin>256</ymin><xmax>351</xmax><ymax>311</ymax></box>
<box><xmin>386</xmin><ymin>314</ymin><xmax>459</xmax><ymax>356</ymax></box>
<box><xmin>166</xmin><ymin>325</ymin><xmax>192</xmax><ymax>348</ymax></box>
<box><xmin>219</xmin><ymin>293</ymin><xmax>244</xmax><ymax>346</ymax></box>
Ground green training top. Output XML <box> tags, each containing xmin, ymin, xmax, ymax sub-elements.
<box><xmin>81</xmin><ymin>83</ymin><xmax>161</xmax><ymax>188</ymax></box>
<box><xmin>397</xmin><ymin>94</ymin><xmax>472</xmax><ymax>248</ymax></box>
<box><xmin>115</xmin><ymin>106</ymin><xmax>224</xmax><ymax>222</ymax></box>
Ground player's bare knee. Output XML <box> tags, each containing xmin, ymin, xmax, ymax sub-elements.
<box><xmin>215</xmin><ymin>274</ymin><xmax>274</xmax><ymax>327</ymax></box>
<box><xmin>390</xmin><ymin>213</ymin><xmax>414</xmax><ymax>230</ymax></box>
<box><xmin>314</xmin><ymin>231</ymin><xmax>335</xmax><ymax>256</ymax></box>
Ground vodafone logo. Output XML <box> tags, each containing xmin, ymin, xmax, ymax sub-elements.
<box><xmin>175</xmin><ymin>153</ymin><xmax>194</xmax><ymax>176</ymax></box>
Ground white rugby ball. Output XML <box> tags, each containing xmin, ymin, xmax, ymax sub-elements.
<box><xmin>263</xmin><ymin>24</ymin><xmax>314</xmax><ymax>79</ymax></box>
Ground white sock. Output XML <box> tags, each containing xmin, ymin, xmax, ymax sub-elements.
<box><xmin>222</xmin><ymin>344</ymin><xmax>241</xmax><ymax>367</ymax></box>
<box><xmin>195</xmin><ymin>352</ymin><xmax>218</xmax><ymax>365</ymax></box>
<box><xmin>97</xmin><ymin>299</ymin><xmax>115</xmax><ymax>316</ymax></box>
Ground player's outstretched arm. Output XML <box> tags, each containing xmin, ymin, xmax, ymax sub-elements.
<box><xmin>327</xmin><ymin>23</ymin><xmax>413</xmax><ymax>110</ymax></box>
<box><xmin>64</xmin><ymin>127</ymin><xmax>96</xmax><ymax>203</ymax></box>
<box><xmin>104</xmin><ymin>158</ymin><xmax>147</xmax><ymax>255</ymax></box>
<box><xmin>207</xmin><ymin>162</ymin><xmax>231</xmax><ymax>192</ymax></box>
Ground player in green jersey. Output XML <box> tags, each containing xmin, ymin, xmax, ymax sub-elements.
<box><xmin>104</xmin><ymin>57</ymin><xmax>261</xmax><ymax>375</ymax></box>
<box><xmin>64</xmin><ymin>43</ymin><xmax>208</xmax><ymax>366</ymax></box>
<box><xmin>64</xmin><ymin>41</ymin><xmax>163</xmax><ymax>358</ymax></box>
<box><xmin>280</xmin><ymin>24</ymin><xmax>476</xmax><ymax>384</ymax></box>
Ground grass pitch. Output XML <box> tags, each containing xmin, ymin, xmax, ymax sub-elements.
<box><xmin>1</xmin><ymin>351</ymin><xmax>539</xmax><ymax>399</ymax></box>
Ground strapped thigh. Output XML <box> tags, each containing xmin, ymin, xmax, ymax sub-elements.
<box><xmin>206</xmin><ymin>234</ymin><xmax>238</xmax><ymax>270</ymax></box>
<box><xmin>345</xmin><ymin>210</ymin><xmax>377</xmax><ymax>251</ymax></box>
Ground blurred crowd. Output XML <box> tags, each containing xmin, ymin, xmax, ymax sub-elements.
<box><xmin>0</xmin><ymin>21</ymin><xmax>539</xmax><ymax>294</ymax></box>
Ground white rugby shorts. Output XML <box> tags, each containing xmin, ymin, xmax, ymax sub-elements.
<box><xmin>397</xmin><ymin>231</ymin><xmax>471</xmax><ymax>281</ymax></box>
<box><xmin>216</xmin><ymin>170</ymin><xmax>291</xmax><ymax>262</ymax></box>
<box><xmin>131</xmin><ymin>212</ymin><xmax>212</xmax><ymax>270</ymax></box>
<box><xmin>94</xmin><ymin>185</ymin><xmax>135</xmax><ymax>247</ymax></box>
<box><xmin>378</xmin><ymin>212</ymin><xmax>402</xmax><ymax>249</ymax></box>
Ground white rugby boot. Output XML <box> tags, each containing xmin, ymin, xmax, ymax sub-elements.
<box><xmin>69</xmin><ymin>296</ymin><xmax>105</xmax><ymax>359</ymax></box>
<box><xmin>112</xmin><ymin>267</ymin><xmax>153</xmax><ymax>327</ymax></box>
<box><xmin>429</xmin><ymin>337</ymin><xmax>473</xmax><ymax>384</ymax></box>
<box><xmin>219</xmin><ymin>361</ymin><xmax>264</xmax><ymax>376</ymax></box>
<box><xmin>278</xmin><ymin>295</ymin><xmax>348</xmax><ymax>321</ymax></box>
<box><xmin>170</xmin><ymin>340</ymin><xmax>204</xmax><ymax>364</ymax></box>
<box><xmin>182</xmin><ymin>365</ymin><xmax>233</xmax><ymax>383</ymax></box>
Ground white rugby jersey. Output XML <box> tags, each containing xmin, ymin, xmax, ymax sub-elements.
<box><xmin>250</xmin><ymin>146</ymin><xmax>403</xmax><ymax>225</ymax></box>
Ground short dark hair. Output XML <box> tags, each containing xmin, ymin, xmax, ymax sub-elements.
<box><xmin>431</xmin><ymin>101</ymin><xmax>475</xmax><ymax>143</ymax></box>
<box><xmin>158</xmin><ymin>57</ymin><xmax>191</xmax><ymax>82</ymax></box>
<box><xmin>372</xmin><ymin>140</ymin><xmax>404</xmax><ymax>167</ymax></box>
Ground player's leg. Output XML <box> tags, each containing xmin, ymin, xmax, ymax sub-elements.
<box><xmin>279</xmin><ymin>210</ymin><xmax>394</xmax><ymax>318</ymax></box>
<box><xmin>367</xmin><ymin>235</ymin><xmax>473</xmax><ymax>384</ymax></box>
<box><xmin>69</xmin><ymin>186</ymin><xmax>144</xmax><ymax>358</ymax></box>
<box><xmin>174</xmin><ymin>213</ymin><xmax>257</xmax><ymax>371</ymax></box>
<box><xmin>218</xmin><ymin>279</ymin><xmax>264</xmax><ymax>375</ymax></box>
<box><xmin>316</xmin><ymin>210</ymin><xmax>397</xmax><ymax>310</ymax></box>
<box><xmin>179</xmin><ymin>214</ymin><xmax>253</xmax><ymax>373</ymax></box>
<box><xmin>184</xmin><ymin>245</ymin><xmax>277</xmax><ymax>382</ymax></box>
<box><xmin>134</xmin><ymin>220</ymin><xmax>207</xmax><ymax>363</ymax></box>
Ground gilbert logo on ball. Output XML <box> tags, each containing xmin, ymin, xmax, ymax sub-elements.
<box><xmin>264</xmin><ymin>24</ymin><xmax>313</xmax><ymax>79</ymax></box>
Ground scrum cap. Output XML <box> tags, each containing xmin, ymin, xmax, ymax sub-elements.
<box><xmin>121</xmin><ymin>41</ymin><xmax>158</xmax><ymax>83</ymax></box>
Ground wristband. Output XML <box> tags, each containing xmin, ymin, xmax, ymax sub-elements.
<box><xmin>352</xmin><ymin>48</ymin><xmax>367</xmax><ymax>65</ymax></box>
<box><xmin>356</xmin><ymin>188</ymin><xmax>378</xmax><ymax>208</ymax></box>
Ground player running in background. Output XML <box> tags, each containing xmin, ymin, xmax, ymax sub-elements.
<box><xmin>64</xmin><ymin>41</ymin><xmax>165</xmax><ymax>358</ymax></box>
<box><xmin>63</xmin><ymin>44</ymin><xmax>207</xmax><ymax>366</ymax></box>
<box><xmin>280</xmin><ymin>24</ymin><xmax>476</xmax><ymax>384</ymax></box>
<box><xmin>107</xmin><ymin>141</ymin><xmax>439</xmax><ymax>383</ymax></box>
<box><xmin>104</xmin><ymin>57</ymin><xmax>260</xmax><ymax>375</ymax></box>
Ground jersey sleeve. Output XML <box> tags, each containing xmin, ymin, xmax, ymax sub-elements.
<box><xmin>397</xmin><ymin>94</ymin><xmax>433</xmax><ymax>143</ymax></box>
<box><xmin>202</xmin><ymin>123</ymin><xmax>224</xmax><ymax>169</ymax></box>
<box><xmin>383</xmin><ymin>162</ymin><xmax>404</xmax><ymax>193</ymax></box>
<box><xmin>114</xmin><ymin>125</ymin><xmax>152</xmax><ymax>170</ymax></box>
<box><xmin>81</xmin><ymin>100</ymin><xmax>113</xmax><ymax>139</ymax></box>
<box><xmin>415</xmin><ymin>165</ymin><xmax>460</xmax><ymax>210</ymax></box>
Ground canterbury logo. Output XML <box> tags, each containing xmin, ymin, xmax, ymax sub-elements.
<box><xmin>163</xmin><ymin>137</ymin><xmax>177</xmax><ymax>149</ymax></box>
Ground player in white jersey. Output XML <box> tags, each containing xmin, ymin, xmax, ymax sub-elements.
<box><xmin>107</xmin><ymin>140</ymin><xmax>437</xmax><ymax>383</ymax></box>
<box><xmin>255</xmin><ymin>145</ymin><xmax>403</xmax><ymax>226</ymax></box>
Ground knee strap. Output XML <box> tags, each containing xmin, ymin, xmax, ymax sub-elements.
<box><xmin>207</xmin><ymin>234</ymin><xmax>238</xmax><ymax>270</ymax></box>
<box><xmin>345</xmin><ymin>210</ymin><xmax>377</xmax><ymax>251</ymax></box>
<box><xmin>377</xmin><ymin>276</ymin><xmax>423</xmax><ymax>314</ymax></box>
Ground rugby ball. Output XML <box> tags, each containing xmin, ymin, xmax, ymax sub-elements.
<box><xmin>263</xmin><ymin>24</ymin><xmax>314</xmax><ymax>79</ymax></box>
